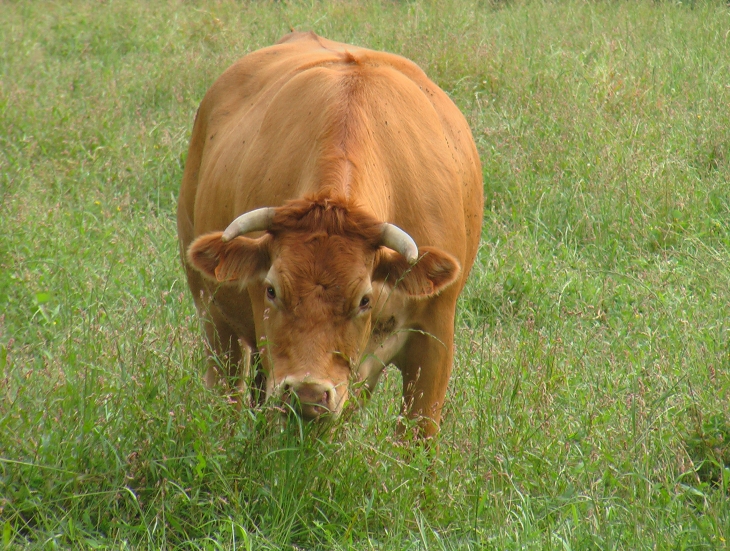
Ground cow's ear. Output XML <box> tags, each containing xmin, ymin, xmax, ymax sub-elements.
<box><xmin>373</xmin><ymin>246</ymin><xmax>461</xmax><ymax>298</ymax></box>
<box><xmin>187</xmin><ymin>232</ymin><xmax>271</xmax><ymax>283</ymax></box>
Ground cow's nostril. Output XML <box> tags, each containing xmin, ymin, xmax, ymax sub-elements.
<box><xmin>281</xmin><ymin>383</ymin><xmax>295</xmax><ymax>408</ymax></box>
<box><xmin>279</xmin><ymin>379</ymin><xmax>336</xmax><ymax>419</ymax></box>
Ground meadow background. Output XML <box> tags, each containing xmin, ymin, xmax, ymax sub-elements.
<box><xmin>2</xmin><ymin>0</ymin><xmax>730</xmax><ymax>548</ymax></box>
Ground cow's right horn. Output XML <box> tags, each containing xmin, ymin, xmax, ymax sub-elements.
<box><xmin>380</xmin><ymin>223</ymin><xmax>419</xmax><ymax>264</ymax></box>
<box><xmin>221</xmin><ymin>207</ymin><xmax>276</xmax><ymax>242</ymax></box>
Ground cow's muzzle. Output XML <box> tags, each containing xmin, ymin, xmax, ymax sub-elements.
<box><xmin>280</xmin><ymin>378</ymin><xmax>340</xmax><ymax>420</ymax></box>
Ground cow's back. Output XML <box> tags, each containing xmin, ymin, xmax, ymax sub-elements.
<box><xmin>178</xmin><ymin>32</ymin><xmax>482</xmax><ymax>288</ymax></box>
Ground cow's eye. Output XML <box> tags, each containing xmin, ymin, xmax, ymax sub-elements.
<box><xmin>266</xmin><ymin>286</ymin><xmax>276</xmax><ymax>300</ymax></box>
<box><xmin>359</xmin><ymin>296</ymin><xmax>371</xmax><ymax>310</ymax></box>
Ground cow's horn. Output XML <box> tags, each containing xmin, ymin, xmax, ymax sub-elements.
<box><xmin>380</xmin><ymin>223</ymin><xmax>419</xmax><ymax>264</ymax></box>
<box><xmin>221</xmin><ymin>207</ymin><xmax>276</xmax><ymax>242</ymax></box>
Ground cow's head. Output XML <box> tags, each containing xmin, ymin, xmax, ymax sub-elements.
<box><xmin>188</xmin><ymin>197</ymin><xmax>460</xmax><ymax>420</ymax></box>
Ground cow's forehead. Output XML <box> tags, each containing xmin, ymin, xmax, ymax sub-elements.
<box><xmin>272</xmin><ymin>233</ymin><xmax>373</xmax><ymax>297</ymax></box>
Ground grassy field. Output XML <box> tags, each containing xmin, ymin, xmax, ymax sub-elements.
<box><xmin>2</xmin><ymin>0</ymin><xmax>730</xmax><ymax>548</ymax></box>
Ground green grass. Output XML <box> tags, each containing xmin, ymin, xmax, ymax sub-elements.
<box><xmin>2</xmin><ymin>0</ymin><xmax>730</xmax><ymax>548</ymax></box>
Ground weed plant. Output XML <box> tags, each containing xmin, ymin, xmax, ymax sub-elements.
<box><xmin>2</xmin><ymin>1</ymin><xmax>730</xmax><ymax>548</ymax></box>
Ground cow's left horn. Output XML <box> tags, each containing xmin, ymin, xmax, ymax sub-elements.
<box><xmin>221</xmin><ymin>207</ymin><xmax>276</xmax><ymax>242</ymax></box>
<box><xmin>380</xmin><ymin>223</ymin><xmax>419</xmax><ymax>264</ymax></box>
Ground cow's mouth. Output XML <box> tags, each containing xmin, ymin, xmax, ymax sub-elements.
<box><xmin>282</xmin><ymin>390</ymin><xmax>332</xmax><ymax>421</ymax></box>
<box><xmin>278</xmin><ymin>378</ymin><xmax>342</xmax><ymax>421</ymax></box>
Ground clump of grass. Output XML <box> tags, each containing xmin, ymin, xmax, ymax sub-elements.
<box><xmin>685</xmin><ymin>412</ymin><xmax>730</xmax><ymax>487</ymax></box>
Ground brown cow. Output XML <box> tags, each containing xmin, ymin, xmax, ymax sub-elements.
<box><xmin>177</xmin><ymin>32</ymin><xmax>483</xmax><ymax>437</ymax></box>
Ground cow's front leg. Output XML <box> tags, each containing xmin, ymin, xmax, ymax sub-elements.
<box><xmin>394</xmin><ymin>302</ymin><xmax>456</xmax><ymax>438</ymax></box>
<box><xmin>184</xmin><ymin>264</ymin><xmax>247</xmax><ymax>401</ymax></box>
<box><xmin>201</xmin><ymin>306</ymin><xmax>244</xmax><ymax>390</ymax></box>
